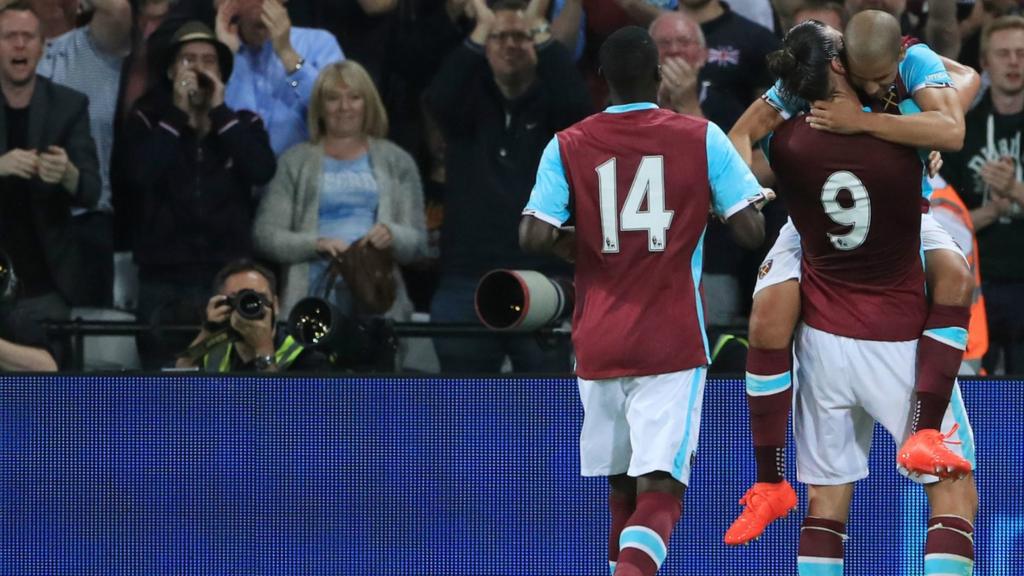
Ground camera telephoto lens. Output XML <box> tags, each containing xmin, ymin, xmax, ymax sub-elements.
<box><xmin>233</xmin><ymin>289</ymin><xmax>266</xmax><ymax>320</ymax></box>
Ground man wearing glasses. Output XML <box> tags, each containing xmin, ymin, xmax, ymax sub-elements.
<box><xmin>426</xmin><ymin>0</ymin><xmax>591</xmax><ymax>374</ymax></box>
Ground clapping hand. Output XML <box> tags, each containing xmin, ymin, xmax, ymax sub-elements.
<box><xmin>658</xmin><ymin>56</ymin><xmax>700</xmax><ymax>114</ymax></box>
<box><xmin>980</xmin><ymin>157</ymin><xmax>1018</xmax><ymax>197</ymax></box>
<box><xmin>215</xmin><ymin>0</ymin><xmax>241</xmax><ymax>53</ymax></box>
<box><xmin>0</xmin><ymin>148</ymin><xmax>38</xmax><ymax>179</ymax></box>
<box><xmin>38</xmin><ymin>146</ymin><xmax>70</xmax><ymax>185</ymax></box>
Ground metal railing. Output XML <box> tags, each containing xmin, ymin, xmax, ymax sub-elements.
<box><xmin>44</xmin><ymin>320</ymin><xmax>574</xmax><ymax>371</ymax></box>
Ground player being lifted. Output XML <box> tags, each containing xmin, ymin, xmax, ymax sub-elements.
<box><xmin>519</xmin><ymin>27</ymin><xmax>767</xmax><ymax>576</ymax></box>
<box><xmin>724</xmin><ymin>11</ymin><xmax>982</xmax><ymax>545</ymax></box>
<box><xmin>743</xmin><ymin>21</ymin><xmax>978</xmax><ymax>575</ymax></box>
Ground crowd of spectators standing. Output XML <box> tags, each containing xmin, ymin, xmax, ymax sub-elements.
<box><xmin>0</xmin><ymin>0</ymin><xmax>1021</xmax><ymax>374</ymax></box>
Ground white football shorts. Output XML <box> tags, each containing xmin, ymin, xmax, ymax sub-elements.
<box><xmin>792</xmin><ymin>323</ymin><xmax>976</xmax><ymax>486</ymax></box>
<box><xmin>578</xmin><ymin>367</ymin><xmax>706</xmax><ymax>486</ymax></box>
<box><xmin>752</xmin><ymin>213</ymin><xmax>967</xmax><ymax>297</ymax></box>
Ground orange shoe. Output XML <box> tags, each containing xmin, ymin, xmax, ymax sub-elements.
<box><xmin>723</xmin><ymin>480</ymin><xmax>798</xmax><ymax>546</ymax></box>
<box><xmin>897</xmin><ymin>424</ymin><xmax>972</xmax><ymax>478</ymax></box>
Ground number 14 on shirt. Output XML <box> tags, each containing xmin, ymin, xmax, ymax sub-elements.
<box><xmin>597</xmin><ymin>156</ymin><xmax>675</xmax><ymax>253</ymax></box>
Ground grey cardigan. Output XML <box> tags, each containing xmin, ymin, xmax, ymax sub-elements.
<box><xmin>253</xmin><ymin>138</ymin><xmax>427</xmax><ymax>319</ymax></box>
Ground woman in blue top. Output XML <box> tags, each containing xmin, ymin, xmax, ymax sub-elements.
<box><xmin>253</xmin><ymin>60</ymin><xmax>427</xmax><ymax>325</ymax></box>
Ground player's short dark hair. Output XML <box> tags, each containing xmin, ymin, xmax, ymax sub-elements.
<box><xmin>767</xmin><ymin>20</ymin><xmax>839</xmax><ymax>103</ymax></box>
<box><xmin>213</xmin><ymin>259</ymin><xmax>278</xmax><ymax>296</ymax></box>
<box><xmin>599</xmin><ymin>26</ymin><xmax>660</xmax><ymax>96</ymax></box>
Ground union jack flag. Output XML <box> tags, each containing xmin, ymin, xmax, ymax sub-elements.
<box><xmin>707</xmin><ymin>46</ymin><xmax>740</xmax><ymax>66</ymax></box>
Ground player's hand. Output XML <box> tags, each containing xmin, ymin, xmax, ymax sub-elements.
<box><xmin>979</xmin><ymin>157</ymin><xmax>1017</xmax><ymax>195</ymax></box>
<box><xmin>0</xmin><ymin>148</ymin><xmax>38</xmax><ymax>179</ymax></box>
<box><xmin>365</xmin><ymin>223</ymin><xmax>393</xmax><ymax>250</ymax></box>
<box><xmin>215</xmin><ymin>0</ymin><xmax>241</xmax><ymax>53</ymax></box>
<box><xmin>749</xmin><ymin>188</ymin><xmax>776</xmax><ymax>211</ymax></box>
<box><xmin>659</xmin><ymin>57</ymin><xmax>701</xmax><ymax>114</ymax></box>
<box><xmin>927</xmin><ymin>151</ymin><xmax>943</xmax><ymax>178</ymax></box>
<box><xmin>37</xmin><ymin>146</ymin><xmax>70</xmax><ymax>184</ymax></box>
<box><xmin>205</xmin><ymin>294</ymin><xmax>232</xmax><ymax>326</ymax></box>
<box><xmin>807</xmin><ymin>93</ymin><xmax>865</xmax><ymax>135</ymax></box>
<box><xmin>316</xmin><ymin>237</ymin><xmax>350</xmax><ymax>259</ymax></box>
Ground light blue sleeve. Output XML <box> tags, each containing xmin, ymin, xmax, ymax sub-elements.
<box><xmin>900</xmin><ymin>44</ymin><xmax>952</xmax><ymax>94</ymax></box>
<box><xmin>706</xmin><ymin>123</ymin><xmax>764</xmax><ymax>219</ymax></box>
<box><xmin>523</xmin><ymin>137</ymin><xmax>571</xmax><ymax>226</ymax></box>
<box><xmin>762</xmin><ymin>80</ymin><xmax>807</xmax><ymax>119</ymax></box>
<box><xmin>896</xmin><ymin>98</ymin><xmax>934</xmax><ymax>199</ymax></box>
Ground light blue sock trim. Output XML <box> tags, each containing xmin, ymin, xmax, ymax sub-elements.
<box><xmin>620</xmin><ymin>526</ymin><xmax>667</xmax><ymax>569</ymax></box>
<box><xmin>950</xmin><ymin>386</ymin><xmax>976</xmax><ymax>467</ymax></box>
<box><xmin>923</xmin><ymin>327</ymin><xmax>969</xmax><ymax>351</ymax></box>
<box><xmin>797</xmin><ymin>557</ymin><xmax>843</xmax><ymax>576</ymax></box>
<box><xmin>745</xmin><ymin>371</ymin><xmax>792</xmax><ymax>396</ymax></box>
<box><xmin>608</xmin><ymin>560</ymin><xmax>616</xmax><ymax>575</ymax></box>
<box><xmin>924</xmin><ymin>553</ymin><xmax>974</xmax><ymax>575</ymax></box>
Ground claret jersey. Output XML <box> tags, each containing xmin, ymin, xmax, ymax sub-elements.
<box><xmin>524</xmin><ymin>103</ymin><xmax>764</xmax><ymax>379</ymax></box>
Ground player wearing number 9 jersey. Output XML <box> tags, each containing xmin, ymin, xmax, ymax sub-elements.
<box><xmin>724</xmin><ymin>14</ymin><xmax>980</xmax><ymax>550</ymax></box>
<box><xmin>519</xmin><ymin>26</ymin><xmax>767</xmax><ymax>576</ymax></box>
<box><xmin>752</xmin><ymin>34</ymin><xmax>979</xmax><ymax>576</ymax></box>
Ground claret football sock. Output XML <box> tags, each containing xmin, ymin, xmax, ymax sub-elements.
<box><xmin>745</xmin><ymin>346</ymin><xmax>793</xmax><ymax>483</ymax></box>
<box><xmin>614</xmin><ymin>491</ymin><xmax>681</xmax><ymax>576</ymax></box>
<box><xmin>925</xmin><ymin>515</ymin><xmax>974</xmax><ymax>576</ymax></box>
<box><xmin>798</xmin><ymin>517</ymin><xmax>846</xmax><ymax>575</ymax></box>
<box><xmin>608</xmin><ymin>491</ymin><xmax>637</xmax><ymax>573</ymax></box>
<box><xmin>915</xmin><ymin>304</ymin><xmax>971</xmax><ymax>432</ymax></box>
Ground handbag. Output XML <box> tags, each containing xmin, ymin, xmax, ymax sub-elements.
<box><xmin>328</xmin><ymin>240</ymin><xmax>397</xmax><ymax>315</ymax></box>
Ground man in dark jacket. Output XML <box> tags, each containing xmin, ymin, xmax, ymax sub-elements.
<box><xmin>427</xmin><ymin>0</ymin><xmax>591</xmax><ymax>374</ymax></box>
<box><xmin>0</xmin><ymin>1</ymin><xmax>100</xmax><ymax>367</ymax></box>
<box><xmin>124</xmin><ymin>20</ymin><xmax>276</xmax><ymax>369</ymax></box>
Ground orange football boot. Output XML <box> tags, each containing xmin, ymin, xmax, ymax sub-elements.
<box><xmin>897</xmin><ymin>424</ymin><xmax>971</xmax><ymax>478</ymax></box>
<box><xmin>723</xmin><ymin>480</ymin><xmax>798</xmax><ymax>545</ymax></box>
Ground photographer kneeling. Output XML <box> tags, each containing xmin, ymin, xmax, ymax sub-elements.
<box><xmin>176</xmin><ymin>260</ymin><xmax>329</xmax><ymax>372</ymax></box>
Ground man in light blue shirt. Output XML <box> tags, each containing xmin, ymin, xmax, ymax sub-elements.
<box><xmin>36</xmin><ymin>0</ymin><xmax>132</xmax><ymax>308</ymax></box>
<box><xmin>217</xmin><ymin>0</ymin><xmax>344</xmax><ymax>155</ymax></box>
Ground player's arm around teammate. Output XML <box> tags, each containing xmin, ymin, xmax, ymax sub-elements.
<box><xmin>724</xmin><ymin>15</ymin><xmax>980</xmax><ymax>547</ymax></box>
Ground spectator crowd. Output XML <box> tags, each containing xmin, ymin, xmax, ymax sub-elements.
<box><xmin>0</xmin><ymin>0</ymin><xmax>1021</xmax><ymax>374</ymax></box>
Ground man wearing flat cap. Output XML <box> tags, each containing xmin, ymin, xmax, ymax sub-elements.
<box><xmin>123</xmin><ymin>21</ymin><xmax>277</xmax><ymax>369</ymax></box>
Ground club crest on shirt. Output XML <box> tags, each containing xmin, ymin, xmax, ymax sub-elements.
<box><xmin>707</xmin><ymin>46</ymin><xmax>740</xmax><ymax>66</ymax></box>
<box><xmin>758</xmin><ymin>258</ymin><xmax>773</xmax><ymax>279</ymax></box>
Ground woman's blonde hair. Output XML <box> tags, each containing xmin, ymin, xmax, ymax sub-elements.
<box><xmin>308</xmin><ymin>60</ymin><xmax>389</xmax><ymax>142</ymax></box>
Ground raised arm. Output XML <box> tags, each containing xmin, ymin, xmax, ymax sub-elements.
<box><xmin>941</xmin><ymin>55</ymin><xmax>982</xmax><ymax>112</ymax></box>
<box><xmin>854</xmin><ymin>86</ymin><xmax>965</xmax><ymax>151</ymax></box>
<box><xmin>728</xmin><ymin>98</ymin><xmax>785</xmax><ymax>167</ymax></box>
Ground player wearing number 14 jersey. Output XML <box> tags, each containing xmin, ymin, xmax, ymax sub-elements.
<box><xmin>760</xmin><ymin>31</ymin><xmax>978</xmax><ymax>576</ymax></box>
<box><xmin>519</xmin><ymin>27</ymin><xmax>767</xmax><ymax>576</ymax></box>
